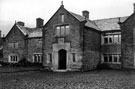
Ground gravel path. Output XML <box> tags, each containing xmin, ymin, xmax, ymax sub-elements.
<box><xmin>0</xmin><ymin>70</ymin><xmax>135</xmax><ymax>89</ymax></box>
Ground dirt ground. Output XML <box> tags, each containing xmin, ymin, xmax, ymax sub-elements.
<box><xmin>0</xmin><ymin>69</ymin><xmax>135</xmax><ymax>89</ymax></box>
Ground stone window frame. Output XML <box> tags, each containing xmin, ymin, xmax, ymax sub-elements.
<box><xmin>33</xmin><ymin>53</ymin><xmax>42</xmax><ymax>63</ymax></box>
<box><xmin>60</xmin><ymin>14</ymin><xmax>64</xmax><ymax>22</ymax></box>
<box><xmin>103</xmin><ymin>54</ymin><xmax>121</xmax><ymax>64</ymax></box>
<box><xmin>36</xmin><ymin>40</ymin><xmax>42</xmax><ymax>48</ymax></box>
<box><xmin>47</xmin><ymin>53</ymin><xmax>52</xmax><ymax>63</ymax></box>
<box><xmin>71</xmin><ymin>53</ymin><xmax>77</xmax><ymax>63</ymax></box>
<box><xmin>8</xmin><ymin>42</ymin><xmax>18</xmax><ymax>49</ymax></box>
<box><xmin>8</xmin><ymin>54</ymin><xmax>19</xmax><ymax>63</ymax></box>
<box><xmin>103</xmin><ymin>33</ymin><xmax>121</xmax><ymax>44</ymax></box>
<box><xmin>56</xmin><ymin>25</ymin><xmax>70</xmax><ymax>36</ymax></box>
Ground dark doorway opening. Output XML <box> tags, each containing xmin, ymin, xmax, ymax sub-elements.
<box><xmin>58</xmin><ymin>49</ymin><xmax>67</xmax><ymax>70</ymax></box>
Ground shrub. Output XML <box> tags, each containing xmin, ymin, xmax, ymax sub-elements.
<box><xmin>18</xmin><ymin>58</ymin><xmax>32</xmax><ymax>67</ymax></box>
<box><xmin>0</xmin><ymin>61</ymin><xmax>9</xmax><ymax>66</ymax></box>
<box><xmin>96</xmin><ymin>63</ymin><xmax>112</xmax><ymax>70</ymax></box>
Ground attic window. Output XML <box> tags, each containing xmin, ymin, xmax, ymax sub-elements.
<box><xmin>61</xmin><ymin>14</ymin><xmax>64</xmax><ymax>22</ymax></box>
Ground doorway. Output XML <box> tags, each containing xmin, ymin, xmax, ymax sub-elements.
<box><xmin>58</xmin><ymin>49</ymin><xmax>67</xmax><ymax>69</ymax></box>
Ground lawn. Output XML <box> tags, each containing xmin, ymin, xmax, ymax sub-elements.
<box><xmin>0</xmin><ymin>70</ymin><xmax>135</xmax><ymax>89</ymax></box>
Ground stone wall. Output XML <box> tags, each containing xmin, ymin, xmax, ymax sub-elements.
<box><xmin>121</xmin><ymin>13</ymin><xmax>135</xmax><ymax>68</ymax></box>
<box><xmin>43</xmin><ymin>6</ymin><xmax>82</xmax><ymax>70</ymax></box>
<box><xmin>82</xmin><ymin>28</ymin><xmax>101</xmax><ymax>70</ymax></box>
<box><xmin>3</xmin><ymin>25</ymin><xmax>26</xmax><ymax>62</ymax></box>
<box><xmin>27</xmin><ymin>37</ymin><xmax>42</xmax><ymax>62</ymax></box>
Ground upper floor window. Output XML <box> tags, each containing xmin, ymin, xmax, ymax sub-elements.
<box><xmin>61</xmin><ymin>14</ymin><xmax>64</xmax><ymax>22</ymax></box>
<box><xmin>56</xmin><ymin>25</ymin><xmax>70</xmax><ymax>36</ymax></box>
<box><xmin>103</xmin><ymin>34</ymin><xmax>121</xmax><ymax>44</ymax></box>
<box><xmin>36</xmin><ymin>40</ymin><xmax>42</xmax><ymax>47</ymax></box>
<box><xmin>8</xmin><ymin>43</ymin><xmax>18</xmax><ymax>49</ymax></box>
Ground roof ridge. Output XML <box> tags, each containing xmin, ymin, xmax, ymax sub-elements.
<box><xmin>93</xmin><ymin>16</ymin><xmax>129</xmax><ymax>21</ymax></box>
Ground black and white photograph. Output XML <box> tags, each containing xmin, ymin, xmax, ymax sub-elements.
<box><xmin>0</xmin><ymin>0</ymin><xmax>135</xmax><ymax>88</ymax></box>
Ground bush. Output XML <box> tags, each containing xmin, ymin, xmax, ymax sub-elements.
<box><xmin>18</xmin><ymin>58</ymin><xmax>32</xmax><ymax>67</ymax></box>
<box><xmin>96</xmin><ymin>63</ymin><xmax>112</xmax><ymax>70</ymax></box>
<box><xmin>0</xmin><ymin>61</ymin><xmax>9</xmax><ymax>66</ymax></box>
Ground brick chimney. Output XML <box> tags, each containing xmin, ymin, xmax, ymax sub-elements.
<box><xmin>36</xmin><ymin>18</ymin><xmax>44</xmax><ymax>28</ymax></box>
<box><xmin>17</xmin><ymin>21</ymin><xmax>24</xmax><ymax>26</ymax></box>
<box><xmin>82</xmin><ymin>10</ymin><xmax>89</xmax><ymax>20</ymax></box>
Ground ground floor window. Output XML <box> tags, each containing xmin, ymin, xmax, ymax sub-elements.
<box><xmin>47</xmin><ymin>53</ymin><xmax>52</xmax><ymax>63</ymax></box>
<box><xmin>9</xmin><ymin>55</ymin><xmax>18</xmax><ymax>63</ymax></box>
<box><xmin>103</xmin><ymin>54</ymin><xmax>121</xmax><ymax>64</ymax></box>
<box><xmin>71</xmin><ymin>53</ymin><xmax>76</xmax><ymax>62</ymax></box>
<box><xmin>33</xmin><ymin>54</ymin><xmax>42</xmax><ymax>63</ymax></box>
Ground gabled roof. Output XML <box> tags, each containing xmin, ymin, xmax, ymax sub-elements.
<box><xmin>44</xmin><ymin>5</ymin><xmax>100</xmax><ymax>31</ymax></box>
<box><xmin>69</xmin><ymin>11</ymin><xmax>100</xmax><ymax>30</ymax></box>
<box><xmin>16</xmin><ymin>23</ymin><xmax>42</xmax><ymax>38</ymax></box>
<box><xmin>28</xmin><ymin>29</ymin><xmax>42</xmax><ymax>38</ymax></box>
<box><xmin>94</xmin><ymin>16</ymin><xmax>128</xmax><ymax>31</ymax></box>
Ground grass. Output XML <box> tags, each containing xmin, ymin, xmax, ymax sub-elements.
<box><xmin>0</xmin><ymin>70</ymin><xmax>135</xmax><ymax>89</ymax></box>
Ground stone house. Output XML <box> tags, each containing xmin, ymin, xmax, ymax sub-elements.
<box><xmin>3</xmin><ymin>18</ymin><xmax>43</xmax><ymax>63</ymax></box>
<box><xmin>3</xmin><ymin>3</ymin><xmax>135</xmax><ymax>71</ymax></box>
<box><xmin>119</xmin><ymin>4</ymin><xmax>135</xmax><ymax>69</ymax></box>
<box><xmin>42</xmin><ymin>4</ymin><xmax>125</xmax><ymax>71</ymax></box>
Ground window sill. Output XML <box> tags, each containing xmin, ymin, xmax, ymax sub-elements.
<box><xmin>102</xmin><ymin>43</ymin><xmax>121</xmax><ymax>45</ymax></box>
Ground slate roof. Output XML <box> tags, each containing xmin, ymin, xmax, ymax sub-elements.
<box><xmin>94</xmin><ymin>16</ymin><xmax>128</xmax><ymax>31</ymax></box>
<box><xmin>16</xmin><ymin>23</ymin><xmax>42</xmax><ymax>38</ymax></box>
<box><xmin>69</xmin><ymin>11</ymin><xmax>100</xmax><ymax>31</ymax></box>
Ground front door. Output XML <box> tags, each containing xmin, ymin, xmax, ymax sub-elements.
<box><xmin>58</xmin><ymin>49</ymin><xmax>67</xmax><ymax>69</ymax></box>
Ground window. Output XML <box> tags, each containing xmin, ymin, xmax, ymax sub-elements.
<box><xmin>36</xmin><ymin>40</ymin><xmax>42</xmax><ymax>47</ymax></box>
<box><xmin>72</xmin><ymin>53</ymin><xmax>76</xmax><ymax>62</ymax></box>
<box><xmin>61</xmin><ymin>14</ymin><xmax>64</xmax><ymax>22</ymax></box>
<box><xmin>47</xmin><ymin>53</ymin><xmax>52</xmax><ymax>63</ymax></box>
<box><xmin>56</xmin><ymin>25</ymin><xmax>70</xmax><ymax>36</ymax></box>
<box><xmin>103</xmin><ymin>34</ymin><xmax>121</xmax><ymax>44</ymax></box>
<box><xmin>103</xmin><ymin>54</ymin><xmax>121</xmax><ymax>64</ymax></box>
<box><xmin>33</xmin><ymin>54</ymin><xmax>42</xmax><ymax>63</ymax></box>
<box><xmin>9</xmin><ymin>55</ymin><xmax>18</xmax><ymax>63</ymax></box>
<box><xmin>8</xmin><ymin>43</ymin><xmax>18</xmax><ymax>48</ymax></box>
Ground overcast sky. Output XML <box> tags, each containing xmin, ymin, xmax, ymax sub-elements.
<box><xmin>0</xmin><ymin>0</ymin><xmax>135</xmax><ymax>35</ymax></box>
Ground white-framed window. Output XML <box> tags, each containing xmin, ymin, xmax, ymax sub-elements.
<box><xmin>47</xmin><ymin>53</ymin><xmax>52</xmax><ymax>63</ymax></box>
<box><xmin>33</xmin><ymin>53</ymin><xmax>42</xmax><ymax>63</ymax></box>
<box><xmin>9</xmin><ymin>55</ymin><xmax>18</xmax><ymax>63</ymax></box>
<box><xmin>103</xmin><ymin>34</ymin><xmax>121</xmax><ymax>44</ymax></box>
<box><xmin>61</xmin><ymin>14</ymin><xmax>64</xmax><ymax>22</ymax></box>
<box><xmin>56</xmin><ymin>25</ymin><xmax>70</xmax><ymax>36</ymax></box>
<box><xmin>71</xmin><ymin>53</ymin><xmax>76</xmax><ymax>62</ymax></box>
<box><xmin>8</xmin><ymin>42</ymin><xmax>18</xmax><ymax>48</ymax></box>
<box><xmin>103</xmin><ymin>54</ymin><xmax>121</xmax><ymax>64</ymax></box>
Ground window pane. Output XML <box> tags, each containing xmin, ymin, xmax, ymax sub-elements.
<box><xmin>65</xmin><ymin>26</ymin><xmax>70</xmax><ymax>35</ymax></box>
<box><xmin>104</xmin><ymin>55</ymin><xmax>108</xmax><ymax>62</ymax></box>
<box><xmin>114</xmin><ymin>35</ymin><xmax>118</xmax><ymax>43</ymax></box>
<box><xmin>109</xmin><ymin>36</ymin><xmax>113</xmax><ymax>43</ymax></box>
<box><xmin>61</xmin><ymin>15</ymin><xmax>64</xmax><ymax>22</ymax></box>
<box><xmin>72</xmin><ymin>53</ymin><xmax>76</xmax><ymax>62</ymax></box>
<box><xmin>114</xmin><ymin>55</ymin><xmax>117</xmax><ymax>62</ymax></box>
<box><xmin>109</xmin><ymin>55</ymin><xmax>112</xmax><ymax>62</ymax></box>
<box><xmin>118</xmin><ymin>35</ymin><xmax>121</xmax><ymax>43</ymax></box>
<box><xmin>104</xmin><ymin>37</ymin><xmax>108</xmax><ymax>44</ymax></box>
<box><xmin>56</xmin><ymin>27</ymin><xmax>60</xmax><ymax>36</ymax></box>
<box><xmin>61</xmin><ymin>26</ymin><xmax>65</xmax><ymax>35</ymax></box>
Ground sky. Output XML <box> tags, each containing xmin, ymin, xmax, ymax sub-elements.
<box><xmin>0</xmin><ymin>0</ymin><xmax>135</xmax><ymax>35</ymax></box>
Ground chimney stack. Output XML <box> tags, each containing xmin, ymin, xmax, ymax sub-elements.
<box><xmin>36</xmin><ymin>18</ymin><xmax>44</xmax><ymax>28</ymax></box>
<box><xmin>82</xmin><ymin>10</ymin><xmax>89</xmax><ymax>20</ymax></box>
<box><xmin>17</xmin><ymin>21</ymin><xmax>25</xmax><ymax>26</ymax></box>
